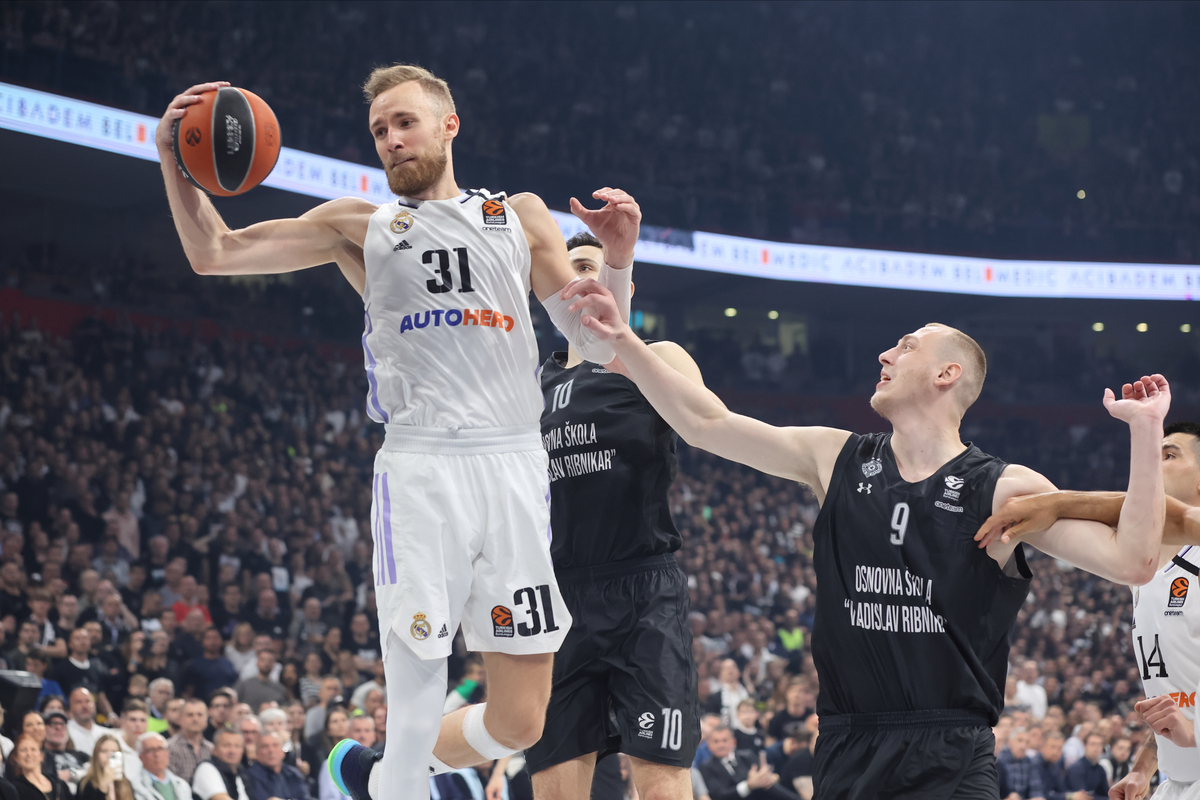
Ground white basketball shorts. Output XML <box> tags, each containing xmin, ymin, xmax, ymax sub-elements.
<box><xmin>370</xmin><ymin>424</ymin><xmax>571</xmax><ymax>661</ymax></box>
<box><xmin>1153</xmin><ymin>779</ymin><xmax>1200</xmax><ymax>800</ymax></box>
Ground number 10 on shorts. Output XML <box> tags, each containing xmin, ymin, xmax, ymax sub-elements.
<box><xmin>660</xmin><ymin>707</ymin><xmax>683</xmax><ymax>751</ymax></box>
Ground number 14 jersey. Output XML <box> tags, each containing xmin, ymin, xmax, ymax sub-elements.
<box><xmin>361</xmin><ymin>190</ymin><xmax>542</xmax><ymax>429</ymax></box>
<box><xmin>1131</xmin><ymin>546</ymin><xmax>1200</xmax><ymax>783</ymax></box>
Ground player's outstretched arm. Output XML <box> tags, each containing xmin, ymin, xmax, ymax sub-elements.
<box><xmin>976</xmin><ymin>492</ymin><xmax>1199</xmax><ymax>549</ymax></box>
<box><xmin>156</xmin><ymin>83</ymin><xmax>373</xmax><ymax>276</ymax></box>
<box><xmin>512</xmin><ymin>189</ymin><xmax>637</xmax><ymax>364</ymax></box>
<box><xmin>561</xmin><ymin>279</ymin><xmax>850</xmax><ymax>500</ymax></box>
<box><xmin>986</xmin><ymin>376</ymin><xmax>1169</xmax><ymax>585</ymax></box>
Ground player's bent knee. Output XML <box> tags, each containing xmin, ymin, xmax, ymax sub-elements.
<box><xmin>487</xmin><ymin>707</ymin><xmax>544</xmax><ymax>751</ymax></box>
<box><xmin>630</xmin><ymin>759</ymin><xmax>690</xmax><ymax>800</ymax></box>
<box><xmin>464</xmin><ymin>703</ymin><xmax>535</xmax><ymax>758</ymax></box>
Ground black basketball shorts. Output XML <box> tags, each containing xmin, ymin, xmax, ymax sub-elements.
<box><xmin>525</xmin><ymin>554</ymin><xmax>700</xmax><ymax>774</ymax></box>
<box><xmin>813</xmin><ymin>711</ymin><xmax>998</xmax><ymax>800</ymax></box>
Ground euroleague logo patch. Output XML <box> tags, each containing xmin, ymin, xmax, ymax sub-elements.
<box><xmin>482</xmin><ymin>199</ymin><xmax>507</xmax><ymax>225</ymax></box>
<box><xmin>492</xmin><ymin>605</ymin><xmax>514</xmax><ymax>638</ymax></box>
<box><xmin>1169</xmin><ymin>576</ymin><xmax>1189</xmax><ymax>608</ymax></box>
<box><xmin>185</xmin><ymin>126</ymin><xmax>202</xmax><ymax>146</ymax></box>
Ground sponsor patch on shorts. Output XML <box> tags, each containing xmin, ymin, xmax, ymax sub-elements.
<box><xmin>492</xmin><ymin>605</ymin><xmax>514</xmax><ymax>638</ymax></box>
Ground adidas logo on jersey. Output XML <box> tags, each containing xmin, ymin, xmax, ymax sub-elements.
<box><xmin>437</xmin><ymin>624</ymin><xmax>449</xmax><ymax>639</ymax></box>
<box><xmin>393</xmin><ymin>240</ymin><xmax>412</xmax><ymax>251</ymax></box>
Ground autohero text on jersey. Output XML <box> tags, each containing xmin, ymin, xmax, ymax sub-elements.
<box><xmin>395</xmin><ymin>307</ymin><xmax>516</xmax><ymax>335</ymax></box>
<box><xmin>846</xmin><ymin>563</ymin><xmax>946</xmax><ymax>634</ymax></box>
<box><xmin>542</xmin><ymin>420</ymin><xmax>618</xmax><ymax>483</ymax></box>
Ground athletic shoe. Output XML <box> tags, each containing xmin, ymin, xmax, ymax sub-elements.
<box><xmin>327</xmin><ymin>738</ymin><xmax>381</xmax><ymax>800</ymax></box>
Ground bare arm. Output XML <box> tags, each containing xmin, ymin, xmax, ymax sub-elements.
<box><xmin>508</xmin><ymin>193</ymin><xmax>577</xmax><ymax>301</ymax></box>
<box><xmin>560</xmin><ymin>279</ymin><xmax>850</xmax><ymax>500</ymax></box>
<box><xmin>156</xmin><ymin>83</ymin><xmax>372</xmax><ymax>275</ymax></box>
<box><xmin>984</xmin><ymin>377</ymin><xmax>1169</xmax><ymax>585</ymax></box>
<box><xmin>977</xmin><ymin>492</ymin><xmax>1198</xmax><ymax>547</ymax></box>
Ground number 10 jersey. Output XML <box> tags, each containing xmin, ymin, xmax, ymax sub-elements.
<box><xmin>361</xmin><ymin>190</ymin><xmax>542</xmax><ymax>430</ymax></box>
<box><xmin>1131</xmin><ymin>546</ymin><xmax>1200</xmax><ymax>784</ymax></box>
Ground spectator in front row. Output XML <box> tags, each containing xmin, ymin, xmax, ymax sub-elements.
<box><xmin>167</xmin><ymin>699</ymin><xmax>211</xmax><ymax>784</ymax></box>
<box><xmin>191</xmin><ymin>731</ymin><xmax>249</xmax><ymax>800</ymax></box>
<box><xmin>696</xmin><ymin>725</ymin><xmax>799</xmax><ymax>800</ymax></box>
<box><xmin>137</xmin><ymin>732</ymin><xmax>192</xmax><ymax>800</ymax></box>
<box><xmin>116</xmin><ymin>699</ymin><xmax>149</xmax><ymax>789</ymax></box>
<box><xmin>245</xmin><ymin>732</ymin><xmax>309</xmax><ymax>800</ymax></box>
<box><xmin>77</xmin><ymin>735</ymin><xmax>136</xmax><ymax>800</ymax></box>
<box><xmin>10</xmin><ymin>734</ymin><xmax>69</xmax><ymax>800</ymax></box>
<box><xmin>235</xmin><ymin>717</ymin><xmax>259</xmax><ymax>768</ymax></box>
<box><xmin>996</xmin><ymin>727</ymin><xmax>1045</xmax><ymax>800</ymax></box>
<box><xmin>42</xmin><ymin>710</ymin><xmax>89</xmax><ymax>787</ymax></box>
<box><xmin>1065</xmin><ymin>733</ymin><xmax>1109</xmax><ymax>797</ymax></box>
<box><xmin>1103</xmin><ymin>736</ymin><xmax>1134</xmax><ymax>785</ymax></box>
<box><xmin>258</xmin><ymin>709</ymin><xmax>308</xmax><ymax>777</ymax></box>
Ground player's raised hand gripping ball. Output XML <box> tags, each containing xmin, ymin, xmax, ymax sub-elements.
<box><xmin>171</xmin><ymin>86</ymin><xmax>281</xmax><ymax>196</ymax></box>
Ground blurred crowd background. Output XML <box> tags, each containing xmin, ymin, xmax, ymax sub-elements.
<box><xmin>0</xmin><ymin>2</ymin><xmax>1197</xmax><ymax>799</ymax></box>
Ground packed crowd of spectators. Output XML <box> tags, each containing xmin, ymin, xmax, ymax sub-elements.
<box><xmin>0</xmin><ymin>283</ymin><xmax>1171</xmax><ymax>799</ymax></box>
<box><xmin>3</xmin><ymin>1</ymin><xmax>1199</xmax><ymax>263</ymax></box>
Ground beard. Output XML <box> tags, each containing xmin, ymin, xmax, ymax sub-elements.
<box><xmin>387</xmin><ymin>143</ymin><xmax>449</xmax><ymax>197</ymax></box>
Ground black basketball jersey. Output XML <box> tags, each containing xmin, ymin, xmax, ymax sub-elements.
<box><xmin>539</xmin><ymin>351</ymin><xmax>681</xmax><ymax>569</ymax></box>
<box><xmin>811</xmin><ymin>433</ymin><xmax>1031</xmax><ymax>725</ymax></box>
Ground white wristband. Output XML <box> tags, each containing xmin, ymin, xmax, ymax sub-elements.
<box><xmin>599</xmin><ymin>261</ymin><xmax>633</xmax><ymax>323</ymax></box>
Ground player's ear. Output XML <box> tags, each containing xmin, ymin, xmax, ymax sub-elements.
<box><xmin>936</xmin><ymin>362</ymin><xmax>962</xmax><ymax>388</ymax></box>
<box><xmin>630</xmin><ymin>281</ymin><xmax>636</xmax><ymax>299</ymax></box>
<box><xmin>444</xmin><ymin>113</ymin><xmax>460</xmax><ymax>140</ymax></box>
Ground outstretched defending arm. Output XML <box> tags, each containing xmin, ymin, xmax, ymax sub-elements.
<box><xmin>513</xmin><ymin>189</ymin><xmax>637</xmax><ymax>365</ymax></box>
<box><xmin>157</xmin><ymin>83</ymin><xmax>372</xmax><ymax>276</ymax></box>
<box><xmin>976</xmin><ymin>492</ymin><xmax>1199</xmax><ymax>548</ymax></box>
<box><xmin>559</xmin><ymin>279</ymin><xmax>850</xmax><ymax>501</ymax></box>
<box><xmin>983</xmin><ymin>376</ymin><xmax>1169</xmax><ymax>585</ymax></box>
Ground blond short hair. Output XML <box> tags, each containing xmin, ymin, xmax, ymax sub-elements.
<box><xmin>362</xmin><ymin>64</ymin><xmax>455</xmax><ymax>116</ymax></box>
<box><xmin>926</xmin><ymin>322</ymin><xmax>987</xmax><ymax>411</ymax></box>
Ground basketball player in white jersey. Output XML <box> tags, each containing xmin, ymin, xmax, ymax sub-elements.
<box><xmin>153</xmin><ymin>67</ymin><xmax>639</xmax><ymax>800</ymax></box>
<box><xmin>977</xmin><ymin>422</ymin><xmax>1200</xmax><ymax>800</ymax></box>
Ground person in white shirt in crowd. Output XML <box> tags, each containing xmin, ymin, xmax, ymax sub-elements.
<box><xmin>191</xmin><ymin>731</ymin><xmax>249</xmax><ymax>800</ymax></box>
<box><xmin>68</xmin><ymin>688</ymin><xmax>116</xmax><ymax>757</ymax></box>
<box><xmin>1013</xmin><ymin>660</ymin><xmax>1048</xmax><ymax>722</ymax></box>
<box><xmin>138</xmin><ymin>732</ymin><xmax>193</xmax><ymax>800</ymax></box>
<box><xmin>117</xmin><ymin>699</ymin><xmax>151</xmax><ymax>798</ymax></box>
<box><xmin>237</xmin><ymin>637</ymin><xmax>282</xmax><ymax>683</ymax></box>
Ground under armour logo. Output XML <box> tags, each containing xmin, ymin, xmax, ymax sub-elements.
<box><xmin>857</xmin><ymin>482</ymin><xmax>872</xmax><ymax>494</ymax></box>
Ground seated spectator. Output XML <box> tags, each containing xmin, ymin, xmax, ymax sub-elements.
<box><xmin>370</xmin><ymin>706</ymin><xmax>386</xmax><ymax>753</ymax></box>
<box><xmin>171</xmin><ymin>579</ymin><xmax>210</xmax><ymax>626</ymax></box>
<box><xmin>1014</xmin><ymin>661</ymin><xmax>1048</xmax><ymax>722</ymax></box>
<box><xmin>137</xmin><ymin>732</ymin><xmax>193</xmax><ymax>800</ymax></box>
<box><xmin>164</xmin><ymin>699</ymin><xmax>186</xmax><ymax>739</ymax></box>
<box><xmin>115</xmin><ymin>699</ymin><xmax>149</xmax><ymax>789</ymax></box>
<box><xmin>26</xmin><ymin>590</ymin><xmax>66</xmax><ymax>660</ymax></box>
<box><xmin>317</xmin><ymin>717</ymin><xmax>373</xmax><ymax>800</ymax></box>
<box><xmin>766</xmin><ymin>681</ymin><xmax>812</xmax><ymax>744</ymax></box>
<box><xmin>236</xmin><ymin>637</ymin><xmax>281</xmax><ymax>683</ymax></box>
<box><xmin>706</xmin><ymin>660</ymin><xmax>752</xmax><ymax>726</ymax></box>
<box><xmin>204</xmin><ymin>691</ymin><xmax>236</xmax><ymax>744</ymax></box>
<box><xmin>24</xmin><ymin>650</ymin><xmax>64</xmax><ymax>703</ymax></box>
<box><xmin>42</xmin><ymin>710</ymin><xmax>90</xmax><ymax>787</ymax></box>
<box><xmin>47</xmin><ymin>629</ymin><xmax>106</xmax><ymax>698</ymax></box>
<box><xmin>77</xmin><ymin>735</ymin><xmax>137</xmax><ymax>800</ymax></box>
<box><xmin>5</xmin><ymin>621</ymin><xmax>40</xmax><ymax>672</ymax></box>
<box><xmin>258</xmin><ymin>708</ymin><xmax>308</xmax><ymax>777</ymax></box>
<box><xmin>234</xmin><ymin>648</ymin><xmax>288</xmax><ymax>714</ymax></box>
<box><xmin>246</xmin><ymin>590</ymin><xmax>287</xmax><ymax>641</ymax></box>
<box><xmin>167</xmin><ymin>699</ymin><xmax>212</xmax><ymax>784</ymax></box>
<box><xmin>278</xmin><ymin>663</ymin><xmax>300</xmax><ymax>707</ymax></box>
<box><xmin>301</xmin><ymin>706</ymin><xmax>347</xmax><ymax>772</ymax></box>
<box><xmin>733</xmin><ymin>699</ymin><xmax>765</xmax><ymax>754</ymax></box>
<box><xmin>190</xmin><ymin>731</ymin><xmax>249</xmax><ymax>800</ymax></box>
<box><xmin>344</xmin><ymin>614</ymin><xmax>380</xmax><ymax>674</ymax></box>
<box><xmin>222</xmin><ymin>625</ymin><xmax>255</xmax><ymax>677</ymax></box>
<box><xmin>696</xmin><ymin>725</ymin><xmax>799</xmax><ymax>800</ymax></box>
<box><xmin>347</xmin><ymin>661</ymin><xmax>383</xmax><ymax>714</ymax></box>
<box><xmin>777</xmin><ymin>723</ymin><xmax>815</xmax><ymax>800</ymax></box>
<box><xmin>1064</xmin><ymin>733</ymin><xmax>1109</xmax><ymax>797</ymax></box>
<box><xmin>235</xmin><ymin>717</ymin><xmax>259</xmax><ymax>768</ymax></box>
<box><xmin>180</xmin><ymin>631</ymin><xmax>237</xmax><ymax>702</ymax></box>
<box><xmin>245</xmin><ymin>732</ymin><xmax>309</xmax><ymax>800</ymax></box>
<box><xmin>67</xmin><ymin>688</ymin><xmax>116</xmax><ymax>757</ymax></box>
<box><xmin>1103</xmin><ymin>735</ymin><xmax>1133</xmax><ymax>785</ymax></box>
<box><xmin>17</xmin><ymin>712</ymin><xmax>44</xmax><ymax>753</ymax></box>
<box><xmin>1033</xmin><ymin>730</ymin><xmax>1071</xmax><ymax>800</ymax></box>
<box><xmin>288</xmin><ymin>599</ymin><xmax>328</xmax><ymax>653</ymax></box>
<box><xmin>996</xmin><ymin>727</ymin><xmax>1045</xmax><ymax>800</ymax></box>
<box><xmin>10</xmin><ymin>734</ymin><xmax>69</xmax><ymax>800</ymax></box>
<box><xmin>146</xmin><ymin>679</ymin><xmax>175</xmax><ymax>735</ymax></box>
<box><xmin>303</xmin><ymin>679</ymin><xmax>342</xmax><ymax>739</ymax></box>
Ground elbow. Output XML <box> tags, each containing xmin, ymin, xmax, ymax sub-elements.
<box><xmin>1127</xmin><ymin>562</ymin><xmax>1157</xmax><ymax>587</ymax></box>
<box><xmin>189</xmin><ymin>256</ymin><xmax>217</xmax><ymax>276</ymax></box>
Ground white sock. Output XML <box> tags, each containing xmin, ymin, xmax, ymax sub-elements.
<box><xmin>368</xmin><ymin>765</ymin><xmax>381</xmax><ymax>800</ymax></box>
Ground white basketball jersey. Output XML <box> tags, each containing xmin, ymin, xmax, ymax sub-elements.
<box><xmin>360</xmin><ymin>190</ymin><xmax>542</xmax><ymax>431</ymax></box>
<box><xmin>1131</xmin><ymin>546</ymin><xmax>1200</xmax><ymax>783</ymax></box>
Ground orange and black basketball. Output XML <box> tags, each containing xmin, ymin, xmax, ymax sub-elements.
<box><xmin>491</xmin><ymin>606</ymin><xmax>512</xmax><ymax>627</ymax></box>
<box><xmin>172</xmin><ymin>86</ymin><xmax>281</xmax><ymax>196</ymax></box>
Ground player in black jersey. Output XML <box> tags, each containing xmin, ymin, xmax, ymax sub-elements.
<box><xmin>526</xmin><ymin>232</ymin><xmax>707</xmax><ymax>800</ymax></box>
<box><xmin>558</xmin><ymin>278</ymin><xmax>1170</xmax><ymax>800</ymax></box>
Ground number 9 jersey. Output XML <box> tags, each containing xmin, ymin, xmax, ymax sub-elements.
<box><xmin>1131</xmin><ymin>547</ymin><xmax>1200</xmax><ymax>785</ymax></box>
<box><xmin>360</xmin><ymin>190</ymin><xmax>542</xmax><ymax>429</ymax></box>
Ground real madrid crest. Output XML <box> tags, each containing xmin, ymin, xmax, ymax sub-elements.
<box><xmin>862</xmin><ymin>458</ymin><xmax>882</xmax><ymax>478</ymax></box>
<box><xmin>390</xmin><ymin>211</ymin><xmax>414</xmax><ymax>235</ymax></box>
<box><xmin>410</xmin><ymin>612</ymin><xmax>432</xmax><ymax>640</ymax></box>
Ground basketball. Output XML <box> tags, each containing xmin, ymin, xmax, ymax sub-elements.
<box><xmin>171</xmin><ymin>86</ymin><xmax>280</xmax><ymax>196</ymax></box>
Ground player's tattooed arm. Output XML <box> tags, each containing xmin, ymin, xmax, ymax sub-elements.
<box><xmin>560</xmin><ymin>279</ymin><xmax>851</xmax><ymax>502</ymax></box>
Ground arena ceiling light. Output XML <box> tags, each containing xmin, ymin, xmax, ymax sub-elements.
<box><xmin>4</xmin><ymin>80</ymin><xmax>1199</xmax><ymax>302</ymax></box>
